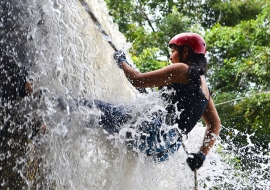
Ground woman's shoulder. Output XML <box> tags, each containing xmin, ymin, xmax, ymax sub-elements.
<box><xmin>162</xmin><ymin>63</ymin><xmax>190</xmax><ymax>85</ymax></box>
<box><xmin>165</xmin><ymin>62</ymin><xmax>189</xmax><ymax>71</ymax></box>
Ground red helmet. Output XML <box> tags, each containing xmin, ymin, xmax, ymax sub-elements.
<box><xmin>169</xmin><ymin>32</ymin><xmax>206</xmax><ymax>54</ymax></box>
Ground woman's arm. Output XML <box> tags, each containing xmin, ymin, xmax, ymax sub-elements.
<box><xmin>121</xmin><ymin>61</ymin><xmax>190</xmax><ymax>88</ymax></box>
<box><xmin>201</xmin><ymin>98</ymin><xmax>221</xmax><ymax>156</ymax></box>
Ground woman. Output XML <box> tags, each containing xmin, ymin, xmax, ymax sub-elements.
<box><xmin>112</xmin><ymin>32</ymin><xmax>221</xmax><ymax>170</ymax></box>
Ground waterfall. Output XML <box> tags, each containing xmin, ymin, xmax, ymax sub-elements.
<box><xmin>1</xmin><ymin>0</ymin><xmax>269</xmax><ymax>189</ymax></box>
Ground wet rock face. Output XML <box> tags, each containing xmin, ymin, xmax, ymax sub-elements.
<box><xmin>0</xmin><ymin>1</ymin><xmax>41</xmax><ymax>189</ymax></box>
<box><xmin>0</xmin><ymin>53</ymin><xmax>28</xmax><ymax>102</ymax></box>
<box><xmin>0</xmin><ymin>115</ymin><xmax>36</xmax><ymax>189</ymax></box>
<box><xmin>0</xmin><ymin>0</ymin><xmax>35</xmax><ymax>102</ymax></box>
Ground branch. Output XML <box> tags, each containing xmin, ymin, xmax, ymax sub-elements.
<box><xmin>135</xmin><ymin>0</ymin><xmax>156</xmax><ymax>32</ymax></box>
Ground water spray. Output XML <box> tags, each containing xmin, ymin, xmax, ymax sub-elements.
<box><xmin>79</xmin><ymin>0</ymin><xmax>199</xmax><ymax>189</ymax></box>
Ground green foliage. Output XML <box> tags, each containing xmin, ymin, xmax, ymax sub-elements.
<box><xmin>105</xmin><ymin>0</ymin><xmax>197</xmax><ymax>67</ymax></box>
<box><xmin>128</xmin><ymin>6</ymin><xmax>194</xmax><ymax>58</ymax></box>
<box><xmin>131</xmin><ymin>48</ymin><xmax>167</xmax><ymax>73</ymax></box>
<box><xmin>105</xmin><ymin>0</ymin><xmax>266</xmax><ymax>60</ymax></box>
<box><xmin>212</xmin><ymin>91</ymin><xmax>270</xmax><ymax>182</ymax></box>
<box><xmin>215</xmin><ymin>92</ymin><xmax>270</xmax><ymax>151</ymax></box>
<box><xmin>206</xmin><ymin>5</ymin><xmax>270</xmax><ymax>93</ymax></box>
<box><xmin>201</xmin><ymin>0</ymin><xmax>266</xmax><ymax>28</ymax></box>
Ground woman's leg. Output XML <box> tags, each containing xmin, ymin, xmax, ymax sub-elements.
<box><xmin>82</xmin><ymin>99</ymin><xmax>132</xmax><ymax>134</ymax></box>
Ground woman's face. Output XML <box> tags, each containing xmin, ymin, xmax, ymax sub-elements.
<box><xmin>170</xmin><ymin>45</ymin><xmax>180</xmax><ymax>64</ymax></box>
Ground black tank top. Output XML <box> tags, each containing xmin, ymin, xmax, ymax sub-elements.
<box><xmin>159</xmin><ymin>82</ymin><xmax>209</xmax><ymax>134</ymax></box>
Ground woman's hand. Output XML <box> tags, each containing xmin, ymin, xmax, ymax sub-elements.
<box><xmin>113</xmin><ymin>50</ymin><xmax>130</xmax><ymax>68</ymax></box>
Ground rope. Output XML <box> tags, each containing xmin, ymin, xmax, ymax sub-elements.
<box><xmin>215</xmin><ymin>90</ymin><xmax>270</xmax><ymax>106</ymax></box>
<box><xmin>79</xmin><ymin>0</ymin><xmax>118</xmax><ymax>52</ymax></box>
<box><xmin>194</xmin><ymin>170</ymin><xmax>198</xmax><ymax>190</ymax></box>
<box><xmin>181</xmin><ymin>141</ymin><xmax>198</xmax><ymax>190</ymax></box>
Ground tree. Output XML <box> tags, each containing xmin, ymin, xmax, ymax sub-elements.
<box><xmin>206</xmin><ymin>4</ymin><xmax>270</xmax><ymax>170</ymax></box>
<box><xmin>201</xmin><ymin>0</ymin><xmax>266</xmax><ymax>28</ymax></box>
<box><xmin>206</xmin><ymin>5</ymin><xmax>270</xmax><ymax>93</ymax></box>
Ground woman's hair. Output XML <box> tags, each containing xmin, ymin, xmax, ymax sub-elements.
<box><xmin>178</xmin><ymin>45</ymin><xmax>207</xmax><ymax>88</ymax></box>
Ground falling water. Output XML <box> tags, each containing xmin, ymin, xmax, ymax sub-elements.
<box><xmin>0</xmin><ymin>0</ymin><xmax>269</xmax><ymax>189</ymax></box>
